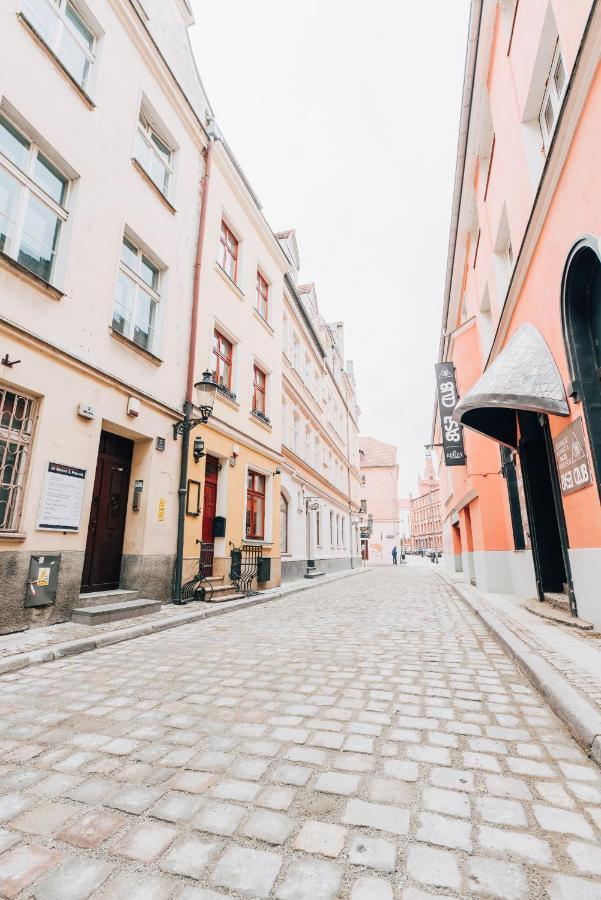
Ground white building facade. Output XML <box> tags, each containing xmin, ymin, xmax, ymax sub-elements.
<box><xmin>277</xmin><ymin>231</ymin><xmax>361</xmax><ymax>580</ymax></box>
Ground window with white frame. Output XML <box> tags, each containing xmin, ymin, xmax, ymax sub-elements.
<box><xmin>293</xmin><ymin>334</ymin><xmax>301</xmax><ymax>371</ymax></box>
<box><xmin>0</xmin><ymin>113</ymin><xmax>68</xmax><ymax>283</ymax></box>
<box><xmin>134</xmin><ymin>107</ymin><xmax>174</xmax><ymax>197</ymax></box>
<box><xmin>330</xmin><ymin>511</ymin><xmax>335</xmax><ymax>548</ymax></box>
<box><xmin>112</xmin><ymin>235</ymin><xmax>161</xmax><ymax>352</ymax></box>
<box><xmin>0</xmin><ymin>386</ymin><xmax>36</xmax><ymax>532</ymax></box>
<box><xmin>21</xmin><ymin>0</ymin><xmax>96</xmax><ymax>92</ymax></box>
<box><xmin>539</xmin><ymin>44</ymin><xmax>567</xmax><ymax>153</ymax></box>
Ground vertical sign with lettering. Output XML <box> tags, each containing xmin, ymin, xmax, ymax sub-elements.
<box><xmin>435</xmin><ymin>363</ymin><xmax>466</xmax><ymax>467</ymax></box>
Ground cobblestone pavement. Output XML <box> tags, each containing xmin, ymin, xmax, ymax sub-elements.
<box><xmin>0</xmin><ymin>567</ymin><xmax>601</xmax><ymax>899</ymax></box>
<box><xmin>442</xmin><ymin>571</ymin><xmax>601</xmax><ymax>714</ymax></box>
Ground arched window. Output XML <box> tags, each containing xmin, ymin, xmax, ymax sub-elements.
<box><xmin>280</xmin><ymin>494</ymin><xmax>288</xmax><ymax>553</ymax></box>
<box><xmin>562</xmin><ymin>237</ymin><xmax>601</xmax><ymax>497</ymax></box>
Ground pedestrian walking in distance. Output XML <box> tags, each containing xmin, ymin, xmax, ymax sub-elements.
<box><xmin>391</xmin><ymin>546</ymin><xmax>398</xmax><ymax>565</ymax></box>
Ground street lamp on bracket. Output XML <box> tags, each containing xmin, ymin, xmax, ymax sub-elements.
<box><xmin>172</xmin><ymin>370</ymin><xmax>218</xmax><ymax>604</ymax></box>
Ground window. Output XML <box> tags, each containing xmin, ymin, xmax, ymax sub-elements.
<box><xmin>0</xmin><ymin>113</ymin><xmax>68</xmax><ymax>283</ymax></box>
<box><xmin>540</xmin><ymin>45</ymin><xmax>567</xmax><ymax>152</ymax></box>
<box><xmin>219</xmin><ymin>220</ymin><xmax>238</xmax><ymax>281</ymax></box>
<box><xmin>256</xmin><ymin>270</ymin><xmax>269</xmax><ymax>320</ymax></box>
<box><xmin>112</xmin><ymin>235</ymin><xmax>160</xmax><ymax>352</ymax></box>
<box><xmin>134</xmin><ymin>109</ymin><xmax>173</xmax><ymax>197</ymax></box>
<box><xmin>305</xmin><ymin>427</ymin><xmax>312</xmax><ymax>462</ymax></box>
<box><xmin>342</xmin><ymin>517</ymin><xmax>345</xmax><ymax>548</ymax></box>
<box><xmin>293</xmin><ymin>334</ymin><xmax>301</xmax><ymax>371</ymax></box>
<box><xmin>252</xmin><ymin>365</ymin><xmax>266</xmax><ymax>415</ymax></box>
<box><xmin>330</xmin><ymin>511</ymin><xmax>334</xmax><ymax>547</ymax></box>
<box><xmin>212</xmin><ymin>330</ymin><xmax>232</xmax><ymax>388</ymax></box>
<box><xmin>280</xmin><ymin>493</ymin><xmax>288</xmax><ymax>553</ymax></box>
<box><xmin>361</xmin><ymin>474</ymin><xmax>366</xmax><ymax>485</ymax></box>
<box><xmin>0</xmin><ymin>387</ymin><xmax>36</xmax><ymax>532</ymax></box>
<box><xmin>360</xmin><ymin>499</ymin><xmax>367</xmax><ymax>514</ymax></box>
<box><xmin>246</xmin><ymin>471</ymin><xmax>265</xmax><ymax>539</ymax></box>
<box><xmin>22</xmin><ymin>0</ymin><xmax>96</xmax><ymax>91</ymax></box>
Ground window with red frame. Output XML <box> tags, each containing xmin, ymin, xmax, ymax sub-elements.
<box><xmin>246</xmin><ymin>471</ymin><xmax>265</xmax><ymax>539</ymax></box>
<box><xmin>253</xmin><ymin>364</ymin><xmax>266</xmax><ymax>414</ymax></box>
<box><xmin>256</xmin><ymin>270</ymin><xmax>269</xmax><ymax>320</ymax></box>
<box><xmin>212</xmin><ymin>330</ymin><xmax>233</xmax><ymax>388</ymax></box>
<box><xmin>219</xmin><ymin>220</ymin><xmax>238</xmax><ymax>281</ymax></box>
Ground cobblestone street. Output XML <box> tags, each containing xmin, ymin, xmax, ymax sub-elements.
<box><xmin>0</xmin><ymin>566</ymin><xmax>600</xmax><ymax>899</ymax></box>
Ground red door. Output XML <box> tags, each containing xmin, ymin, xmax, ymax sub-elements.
<box><xmin>201</xmin><ymin>456</ymin><xmax>219</xmax><ymax>573</ymax></box>
<box><xmin>81</xmin><ymin>431</ymin><xmax>133</xmax><ymax>592</ymax></box>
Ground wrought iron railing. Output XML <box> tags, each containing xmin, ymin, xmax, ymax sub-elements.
<box><xmin>181</xmin><ymin>541</ymin><xmax>214</xmax><ymax>602</ymax></box>
<box><xmin>229</xmin><ymin>543</ymin><xmax>262</xmax><ymax>594</ymax></box>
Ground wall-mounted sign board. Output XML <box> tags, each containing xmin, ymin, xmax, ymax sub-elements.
<box><xmin>553</xmin><ymin>417</ymin><xmax>593</xmax><ymax>496</ymax></box>
<box><xmin>37</xmin><ymin>462</ymin><xmax>86</xmax><ymax>532</ymax></box>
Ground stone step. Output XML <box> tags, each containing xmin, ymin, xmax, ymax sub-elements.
<box><xmin>203</xmin><ymin>591</ymin><xmax>245</xmax><ymax>604</ymax></box>
<box><xmin>72</xmin><ymin>598</ymin><xmax>161</xmax><ymax>626</ymax></box>
<box><xmin>545</xmin><ymin>592</ymin><xmax>571</xmax><ymax>612</ymax></box>
<box><xmin>77</xmin><ymin>589</ymin><xmax>139</xmax><ymax>608</ymax></box>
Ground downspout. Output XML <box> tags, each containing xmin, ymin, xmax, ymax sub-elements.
<box><xmin>173</xmin><ymin>139</ymin><xmax>214</xmax><ymax>603</ymax></box>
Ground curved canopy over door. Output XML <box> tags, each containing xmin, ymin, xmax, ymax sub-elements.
<box><xmin>453</xmin><ymin>324</ymin><xmax>569</xmax><ymax>447</ymax></box>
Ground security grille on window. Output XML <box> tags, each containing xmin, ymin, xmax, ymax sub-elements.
<box><xmin>539</xmin><ymin>45</ymin><xmax>567</xmax><ymax>153</ymax></box>
<box><xmin>112</xmin><ymin>235</ymin><xmax>161</xmax><ymax>352</ymax></box>
<box><xmin>0</xmin><ymin>387</ymin><xmax>36</xmax><ymax>532</ymax></box>
<box><xmin>21</xmin><ymin>0</ymin><xmax>96</xmax><ymax>91</ymax></box>
<box><xmin>134</xmin><ymin>110</ymin><xmax>173</xmax><ymax>197</ymax></box>
<box><xmin>0</xmin><ymin>113</ymin><xmax>68</xmax><ymax>283</ymax></box>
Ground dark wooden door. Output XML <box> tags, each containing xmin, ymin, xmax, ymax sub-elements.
<box><xmin>81</xmin><ymin>431</ymin><xmax>133</xmax><ymax>593</ymax></box>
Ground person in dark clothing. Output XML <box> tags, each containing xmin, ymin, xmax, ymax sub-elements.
<box><xmin>391</xmin><ymin>546</ymin><xmax>398</xmax><ymax>565</ymax></box>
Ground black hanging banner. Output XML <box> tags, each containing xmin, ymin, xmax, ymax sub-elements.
<box><xmin>435</xmin><ymin>362</ymin><xmax>466</xmax><ymax>467</ymax></box>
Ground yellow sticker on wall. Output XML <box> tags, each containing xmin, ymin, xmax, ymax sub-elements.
<box><xmin>158</xmin><ymin>498</ymin><xmax>166</xmax><ymax>522</ymax></box>
<box><xmin>37</xmin><ymin>567</ymin><xmax>50</xmax><ymax>587</ymax></box>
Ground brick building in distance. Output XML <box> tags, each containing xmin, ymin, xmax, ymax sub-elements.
<box><xmin>410</xmin><ymin>452</ymin><xmax>443</xmax><ymax>553</ymax></box>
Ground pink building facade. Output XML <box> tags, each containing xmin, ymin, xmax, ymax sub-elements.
<box><xmin>359</xmin><ymin>437</ymin><xmax>402</xmax><ymax>563</ymax></box>
<box><xmin>434</xmin><ymin>0</ymin><xmax>601</xmax><ymax>626</ymax></box>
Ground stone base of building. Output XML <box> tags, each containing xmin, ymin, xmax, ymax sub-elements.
<box><xmin>0</xmin><ymin>549</ymin><xmax>175</xmax><ymax>636</ymax></box>
<box><xmin>281</xmin><ymin>556</ymin><xmax>362</xmax><ymax>583</ymax></box>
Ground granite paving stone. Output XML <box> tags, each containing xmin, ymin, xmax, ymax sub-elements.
<box><xmin>0</xmin><ymin>565</ymin><xmax>599</xmax><ymax>898</ymax></box>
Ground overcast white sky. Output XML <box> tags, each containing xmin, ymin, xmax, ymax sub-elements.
<box><xmin>189</xmin><ymin>1</ymin><xmax>471</xmax><ymax>496</ymax></box>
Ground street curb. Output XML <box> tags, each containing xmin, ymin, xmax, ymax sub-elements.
<box><xmin>438</xmin><ymin>571</ymin><xmax>601</xmax><ymax>765</ymax></box>
<box><xmin>0</xmin><ymin>566</ymin><xmax>372</xmax><ymax>677</ymax></box>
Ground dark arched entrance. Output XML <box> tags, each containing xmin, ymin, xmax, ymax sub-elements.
<box><xmin>562</xmin><ymin>236</ymin><xmax>601</xmax><ymax>499</ymax></box>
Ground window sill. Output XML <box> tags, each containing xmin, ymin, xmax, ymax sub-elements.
<box><xmin>131</xmin><ymin>159</ymin><xmax>176</xmax><ymax>213</ymax></box>
<box><xmin>250</xmin><ymin>411</ymin><xmax>272</xmax><ymax>431</ymax></box>
<box><xmin>0</xmin><ymin>250</ymin><xmax>64</xmax><ymax>300</ymax></box>
<box><xmin>253</xmin><ymin>307</ymin><xmax>274</xmax><ymax>334</ymax></box>
<box><xmin>244</xmin><ymin>540</ymin><xmax>273</xmax><ymax>547</ymax></box>
<box><xmin>0</xmin><ymin>532</ymin><xmax>27</xmax><ymax>542</ymax></box>
<box><xmin>18</xmin><ymin>13</ymin><xmax>96</xmax><ymax>110</ymax></box>
<box><xmin>214</xmin><ymin>262</ymin><xmax>244</xmax><ymax>300</ymax></box>
<box><xmin>216</xmin><ymin>389</ymin><xmax>239</xmax><ymax>411</ymax></box>
<box><xmin>109</xmin><ymin>327</ymin><xmax>163</xmax><ymax>365</ymax></box>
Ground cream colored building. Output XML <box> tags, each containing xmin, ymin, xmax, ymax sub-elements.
<box><xmin>277</xmin><ymin>231</ymin><xmax>362</xmax><ymax>580</ymax></box>
<box><xmin>0</xmin><ymin>0</ymin><xmax>210</xmax><ymax>632</ymax></box>
<box><xmin>181</xmin><ymin>129</ymin><xmax>288</xmax><ymax>591</ymax></box>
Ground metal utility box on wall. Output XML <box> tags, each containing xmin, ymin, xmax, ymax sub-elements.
<box><xmin>257</xmin><ymin>556</ymin><xmax>271</xmax><ymax>583</ymax></box>
<box><xmin>24</xmin><ymin>555</ymin><xmax>61</xmax><ymax>608</ymax></box>
<box><xmin>212</xmin><ymin>516</ymin><xmax>226</xmax><ymax>538</ymax></box>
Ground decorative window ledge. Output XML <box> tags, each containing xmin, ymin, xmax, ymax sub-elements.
<box><xmin>0</xmin><ymin>532</ymin><xmax>27</xmax><ymax>542</ymax></box>
<box><xmin>217</xmin><ymin>383</ymin><xmax>238</xmax><ymax>404</ymax></box>
<box><xmin>216</xmin><ymin>387</ymin><xmax>239</xmax><ymax>411</ymax></box>
<box><xmin>251</xmin><ymin>409</ymin><xmax>272</xmax><ymax>429</ymax></box>
<box><xmin>244</xmin><ymin>539</ymin><xmax>273</xmax><ymax>547</ymax></box>
<box><xmin>0</xmin><ymin>250</ymin><xmax>64</xmax><ymax>301</ymax></box>
<box><xmin>18</xmin><ymin>13</ymin><xmax>96</xmax><ymax>109</ymax></box>
<box><xmin>253</xmin><ymin>307</ymin><xmax>274</xmax><ymax>334</ymax></box>
<box><xmin>109</xmin><ymin>327</ymin><xmax>162</xmax><ymax>365</ymax></box>
<box><xmin>131</xmin><ymin>159</ymin><xmax>176</xmax><ymax>213</ymax></box>
<box><xmin>214</xmin><ymin>262</ymin><xmax>244</xmax><ymax>300</ymax></box>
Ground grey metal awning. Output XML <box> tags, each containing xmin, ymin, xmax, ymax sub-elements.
<box><xmin>453</xmin><ymin>324</ymin><xmax>569</xmax><ymax>447</ymax></box>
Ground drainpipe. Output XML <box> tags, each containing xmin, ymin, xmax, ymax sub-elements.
<box><xmin>173</xmin><ymin>140</ymin><xmax>214</xmax><ymax>603</ymax></box>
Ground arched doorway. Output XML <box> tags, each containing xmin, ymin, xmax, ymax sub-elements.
<box><xmin>562</xmin><ymin>236</ymin><xmax>601</xmax><ymax>498</ymax></box>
